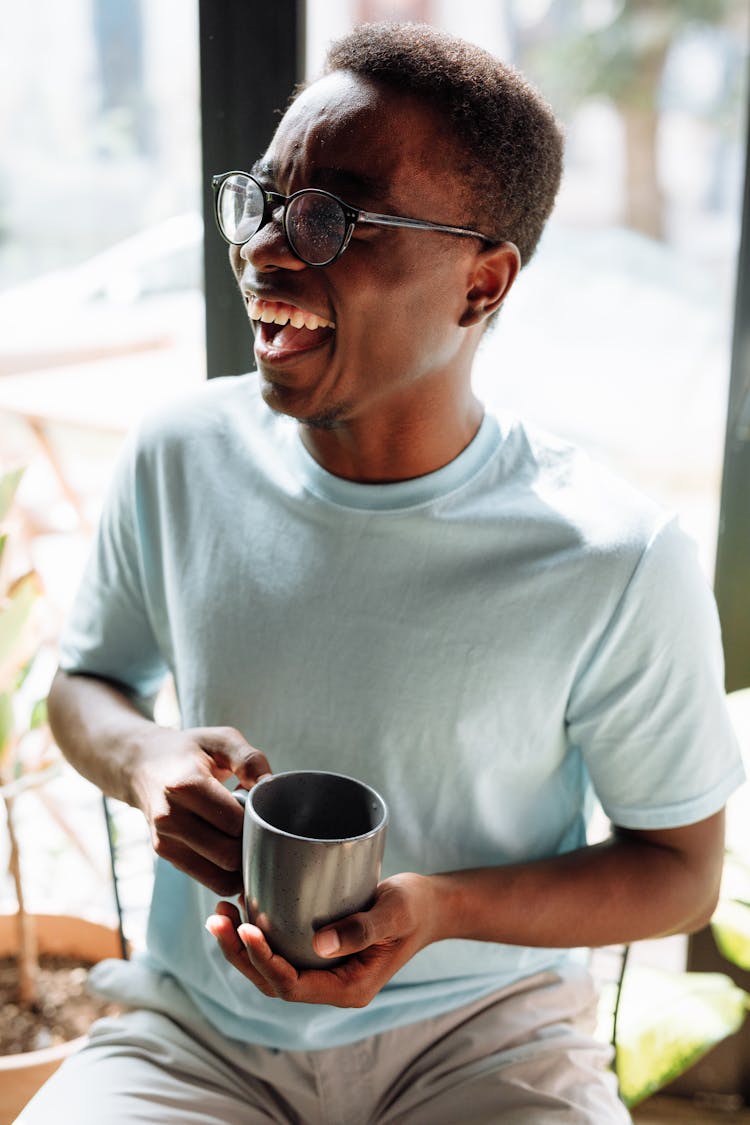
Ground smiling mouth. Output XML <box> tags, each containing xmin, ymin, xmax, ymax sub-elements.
<box><xmin>247</xmin><ymin>296</ymin><xmax>336</xmax><ymax>355</ymax></box>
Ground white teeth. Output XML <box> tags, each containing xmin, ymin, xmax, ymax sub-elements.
<box><xmin>247</xmin><ymin>296</ymin><xmax>335</xmax><ymax>330</ymax></box>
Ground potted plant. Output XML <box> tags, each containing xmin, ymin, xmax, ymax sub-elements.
<box><xmin>0</xmin><ymin>467</ymin><xmax>124</xmax><ymax>1122</ymax></box>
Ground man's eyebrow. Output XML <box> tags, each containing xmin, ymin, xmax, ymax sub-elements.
<box><xmin>250</xmin><ymin>158</ymin><xmax>276</xmax><ymax>182</ymax></box>
<box><xmin>248</xmin><ymin>160</ymin><xmax>392</xmax><ymax>207</ymax></box>
<box><xmin>313</xmin><ymin>167</ymin><xmax>392</xmax><ymax>205</ymax></box>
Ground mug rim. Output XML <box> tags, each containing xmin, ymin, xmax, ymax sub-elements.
<box><xmin>239</xmin><ymin>769</ymin><xmax>389</xmax><ymax>845</ymax></box>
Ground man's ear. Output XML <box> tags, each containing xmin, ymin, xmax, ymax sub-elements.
<box><xmin>459</xmin><ymin>242</ymin><xmax>521</xmax><ymax>327</ymax></box>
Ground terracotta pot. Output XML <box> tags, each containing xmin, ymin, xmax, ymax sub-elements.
<box><xmin>0</xmin><ymin>913</ymin><xmax>123</xmax><ymax>1124</ymax></box>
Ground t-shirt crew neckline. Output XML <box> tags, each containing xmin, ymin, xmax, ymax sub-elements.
<box><xmin>292</xmin><ymin>412</ymin><xmax>503</xmax><ymax>512</ymax></box>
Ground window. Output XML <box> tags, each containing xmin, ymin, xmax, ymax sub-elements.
<box><xmin>307</xmin><ymin>0</ymin><xmax>750</xmax><ymax>577</ymax></box>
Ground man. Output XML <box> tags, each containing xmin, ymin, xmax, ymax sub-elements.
<box><xmin>22</xmin><ymin>21</ymin><xmax>743</xmax><ymax>1125</ymax></box>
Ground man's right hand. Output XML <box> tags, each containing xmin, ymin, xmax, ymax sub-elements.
<box><xmin>132</xmin><ymin>725</ymin><xmax>272</xmax><ymax>896</ymax></box>
<box><xmin>47</xmin><ymin>671</ymin><xmax>272</xmax><ymax>897</ymax></box>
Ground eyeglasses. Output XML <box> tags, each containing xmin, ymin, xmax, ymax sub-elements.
<box><xmin>212</xmin><ymin>170</ymin><xmax>493</xmax><ymax>267</ymax></box>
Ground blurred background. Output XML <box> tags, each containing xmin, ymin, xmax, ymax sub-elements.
<box><xmin>0</xmin><ymin>0</ymin><xmax>748</xmax><ymax>943</ymax></box>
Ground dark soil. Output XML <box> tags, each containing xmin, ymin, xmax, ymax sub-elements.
<box><xmin>0</xmin><ymin>955</ymin><xmax>122</xmax><ymax>1055</ymax></box>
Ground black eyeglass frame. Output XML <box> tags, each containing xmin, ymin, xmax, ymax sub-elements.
<box><xmin>212</xmin><ymin>170</ymin><xmax>498</xmax><ymax>267</ymax></box>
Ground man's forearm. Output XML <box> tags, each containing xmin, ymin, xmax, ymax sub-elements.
<box><xmin>428</xmin><ymin>812</ymin><xmax>725</xmax><ymax>950</ymax></box>
<box><xmin>47</xmin><ymin>669</ymin><xmax>160</xmax><ymax>809</ymax></box>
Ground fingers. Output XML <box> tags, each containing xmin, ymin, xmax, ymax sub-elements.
<box><xmin>135</xmin><ymin>724</ymin><xmax>271</xmax><ymax>897</ymax></box>
<box><xmin>150</xmin><ymin>763</ymin><xmax>245</xmax><ymax>892</ymax></box>
<box><xmin>147</xmin><ymin>726</ymin><xmax>268</xmax><ymax>887</ymax></box>
<box><xmin>157</xmin><ymin>838</ymin><xmax>243</xmax><ymax>897</ymax></box>
<box><xmin>153</xmin><ymin>802</ymin><xmax>243</xmax><ymax>866</ymax></box>
<box><xmin>207</xmin><ymin>901</ymin><xmax>338</xmax><ymax>1002</ymax></box>
<box><xmin>191</xmin><ymin>726</ymin><xmax>272</xmax><ymax>787</ymax></box>
<box><xmin>206</xmin><ymin>907</ymin><xmax>300</xmax><ymax>998</ymax></box>
<box><xmin>238</xmin><ymin>925</ymin><xmax>301</xmax><ymax>997</ymax></box>
<box><xmin>159</xmin><ymin>776</ymin><xmax>245</xmax><ymax>836</ymax></box>
<box><xmin>205</xmin><ymin>912</ymin><xmax>262</xmax><ymax>981</ymax></box>
<box><xmin>205</xmin><ymin>900</ymin><xmax>415</xmax><ymax>1009</ymax></box>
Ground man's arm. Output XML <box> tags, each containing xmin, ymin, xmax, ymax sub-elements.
<box><xmin>47</xmin><ymin>669</ymin><xmax>271</xmax><ymax>896</ymax></box>
<box><xmin>207</xmin><ymin>809</ymin><xmax>725</xmax><ymax>1007</ymax></box>
<box><xmin>429</xmin><ymin>812</ymin><xmax>725</xmax><ymax>948</ymax></box>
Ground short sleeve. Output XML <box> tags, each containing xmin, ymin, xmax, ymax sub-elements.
<box><xmin>566</xmin><ymin>517</ymin><xmax>745</xmax><ymax>829</ymax></box>
<box><xmin>58</xmin><ymin>430</ymin><xmax>169</xmax><ymax>699</ymax></box>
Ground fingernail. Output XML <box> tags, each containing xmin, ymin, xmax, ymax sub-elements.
<box><xmin>205</xmin><ymin>918</ymin><xmax>219</xmax><ymax>937</ymax></box>
<box><xmin>316</xmin><ymin>930</ymin><xmax>340</xmax><ymax>957</ymax></box>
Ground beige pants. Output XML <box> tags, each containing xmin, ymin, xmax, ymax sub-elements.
<box><xmin>16</xmin><ymin>965</ymin><xmax>631</xmax><ymax>1124</ymax></box>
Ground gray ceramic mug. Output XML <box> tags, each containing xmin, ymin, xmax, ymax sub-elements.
<box><xmin>233</xmin><ymin>770</ymin><xmax>388</xmax><ymax>969</ymax></box>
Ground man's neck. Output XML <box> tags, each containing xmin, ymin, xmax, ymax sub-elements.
<box><xmin>298</xmin><ymin>393</ymin><xmax>485</xmax><ymax>484</ymax></box>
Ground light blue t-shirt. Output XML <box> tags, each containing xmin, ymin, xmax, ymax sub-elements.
<box><xmin>60</xmin><ymin>374</ymin><xmax>744</xmax><ymax>1050</ymax></box>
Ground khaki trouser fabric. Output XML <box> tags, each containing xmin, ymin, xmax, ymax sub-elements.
<box><xmin>16</xmin><ymin>964</ymin><xmax>631</xmax><ymax>1124</ymax></box>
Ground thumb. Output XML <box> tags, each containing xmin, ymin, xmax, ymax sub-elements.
<box><xmin>314</xmin><ymin>909</ymin><xmax>380</xmax><ymax>959</ymax></box>
<box><xmin>190</xmin><ymin>725</ymin><xmax>272</xmax><ymax>787</ymax></box>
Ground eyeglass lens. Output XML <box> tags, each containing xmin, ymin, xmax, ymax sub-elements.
<box><xmin>286</xmin><ymin>192</ymin><xmax>347</xmax><ymax>265</ymax></box>
<box><xmin>218</xmin><ymin>174</ymin><xmax>348</xmax><ymax>265</ymax></box>
<box><xmin>219</xmin><ymin>175</ymin><xmax>265</xmax><ymax>245</ymax></box>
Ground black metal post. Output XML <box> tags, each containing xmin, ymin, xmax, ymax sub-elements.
<box><xmin>714</xmin><ymin>77</ymin><xmax>750</xmax><ymax>693</ymax></box>
<box><xmin>670</xmin><ymin>62</ymin><xmax>750</xmax><ymax>1107</ymax></box>
<box><xmin>199</xmin><ymin>1</ymin><xmax>305</xmax><ymax>380</ymax></box>
<box><xmin>102</xmin><ymin>795</ymin><xmax>129</xmax><ymax>960</ymax></box>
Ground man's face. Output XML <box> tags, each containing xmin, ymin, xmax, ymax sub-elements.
<box><xmin>230</xmin><ymin>72</ymin><xmax>486</xmax><ymax>429</ymax></box>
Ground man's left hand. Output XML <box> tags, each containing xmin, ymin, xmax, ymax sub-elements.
<box><xmin>206</xmin><ymin>873</ymin><xmax>437</xmax><ymax>1007</ymax></box>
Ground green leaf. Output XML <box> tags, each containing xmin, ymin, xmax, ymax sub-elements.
<box><xmin>0</xmin><ymin>572</ymin><xmax>40</xmax><ymax>677</ymax></box>
<box><xmin>612</xmin><ymin>966</ymin><xmax>748</xmax><ymax>1107</ymax></box>
<box><xmin>712</xmin><ymin>899</ymin><xmax>750</xmax><ymax>971</ymax></box>
<box><xmin>0</xmin><ymin>533</ymin><xmax>7</xmax><ymax>572</ymax></box>
<box><xmin>14</xmin><ymin>651</ymin><xmax>37</xmax><ymax>692</ymax></box>
<box><xmin>0</xmin><ymin>467</ymin><xmax>24</xmax><ymax>524</ymax></box>
<box><xmin>30</xmin><ymin>696</ymin><xmax>47</xmax><ymax>730</ymax></box>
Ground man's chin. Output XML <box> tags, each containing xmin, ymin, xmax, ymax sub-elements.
<box><xmin>259</xmin><ymin>379</ymin><xmax>349</xmax><ymax>431</ymax></box>
<box><xmin>299</xmin><ymin>411</ymin><xmax>348</xmax><ymax>432</ymax></box>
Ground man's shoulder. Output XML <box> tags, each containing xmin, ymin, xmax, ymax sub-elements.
<box><xmin>492</xmin><ymin>413</ymin><xmax>669</xmax><ymax>558</ymax></box>
<box><xmin>128</xmin><ymin>371</ymin><xmax>290</xmax><ymax>467</ymax></box>
<box><xmin>137</xmin><ymin>371</ymin><xmax>264</xmax><ymax>440</ymax></box>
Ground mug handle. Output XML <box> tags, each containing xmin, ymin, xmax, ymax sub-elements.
<box><xmin>232</xmin><ymin>788</ymin><xmax>248</xmax><ymax>923</ymax></box>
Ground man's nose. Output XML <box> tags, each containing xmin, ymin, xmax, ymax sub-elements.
<box><xmin>240</xmin><ymin>210</ymin><xmax>306</xmax><ymax>272</ymax></box>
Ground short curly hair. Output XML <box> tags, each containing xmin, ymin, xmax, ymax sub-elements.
<box><xmin>323</xmin><ymin>22</ymin><xmax>564</xmax><ymax>267</ymax></box>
